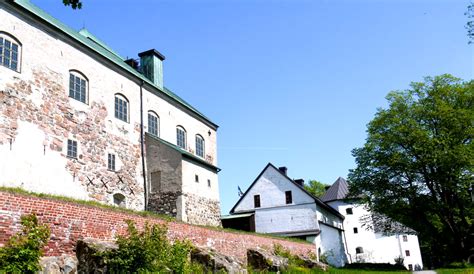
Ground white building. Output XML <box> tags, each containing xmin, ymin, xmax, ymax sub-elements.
<box><xmin>322</xmin><ymin>177</ymin><xmax>424</xmax><ymax>271</ymax></box>
<box><xmin>223</xmin><ymin>163</ymin><xmax>348</xmax><ymax>267</ymax></box>
<box><xmin>0</xmin><ymin>0</ymin><xmax>221</xmax><ymax>226</ymax></box>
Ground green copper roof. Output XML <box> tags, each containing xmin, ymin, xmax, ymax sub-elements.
<box><xmin>11</xmin><ymin>0</ymin><xmax>217</xmax><ymax>129</ymax></box>
<box><xmin>146</xmin><ymin>133</ymin><xmax>220</xmax><ymax>172</ymax></box>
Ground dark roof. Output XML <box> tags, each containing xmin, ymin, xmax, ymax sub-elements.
<box><xmin>9</xmin><ymin>0</ymin><xmax>217</xmax><ymax>129</ymax></box>
<box><xmin>229</xmin><ymin>163</ymin><xmax>344</xmax><ymax>220</ymax></box>
<box><xmin>321</xmin><ymin>177</ymin><xmax>349</xmax><ymax>202</ymax></box>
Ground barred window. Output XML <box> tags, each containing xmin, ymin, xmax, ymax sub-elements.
<box><xmin>108</xmin><ymin>153</ymin><xmax>116</xmax><ymax>171</ymax></box>
<box><xmin>69</xmin><ymin>71</ymin><xmax>88</xmax><ymax>103</ymax></box>
<box><xmin>67</xmin><ymin>139</ymin><xmax>77</xmax><ymax>159</ymax></box>
<box><xmin>195</xmin><ymin>134</ymin><xmax>204</xmax><ymax>158</ymax></box>
<box><xmin>148</xmin><ymin>111</ymin><xmax>159</xmax><ymax>136</ymax></box>
<box><xmin>114</xmin><ymin>94</ymin><xmax>129</xmax><ymax>122</ymax></box>
<box><xmin>0</xmin><ymin>32</ymin><xmax>21</xmax><ymax>72</ymax></box>
<box><xmin>176</xmin><ymin>126</ymin><xmax>186</xmax><ymax>149</ymax></box>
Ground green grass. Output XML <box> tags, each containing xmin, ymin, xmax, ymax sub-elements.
<box><xmin>436</xmin><ymin>268</ymin><xmax>474</xmax><ymax>274</ymax></box>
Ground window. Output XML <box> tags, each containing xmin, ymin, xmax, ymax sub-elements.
<box><xmin>285</xmin><ymin>191</ymin><xmax>292</xmax><ymax>204</ymax></box>
<box><xmin>114</xmin><ymin>94</ymin><xmax>129</xmax><ymax>122</ymax></box>
<box><xmin>254</xmin><ymin>195</ymin><xmax>261</xmax><ymax>208</ymax></box>
<box><xmin>67</xmin><ymin>139</ymin><xmax>77</xmax><ymax>159</ymax></box>
<box><xmin>403</xmin><ymin>235</ymin><xmax>408</xmax><ymax>242</ymax></box>
<box><xmin>108</xmin><ymin>153</ymin><xmax>116</xmax><ymax>171</ymax></box>
<box><xmin>207</xmin><ymin>179</ymin><xmax>211</xmax><ymax>187</ymax></box>
<box><xmin>113</xmin><ymin>193</ymin><xmax>126</xmax><ymax>208</ymax></box>
<box><xmin>176</xmin><ymin>126</ymin><xmax>186</xmax><ymax>149</ymax></box>
<box><xmin>356</xmin><ymin>247</ymin><xmax>364</xmax><ymax>254</ymax></box>
<box><xmin>346</xmin><ymin>208</ymin><xmax>353</xmax><ymax>215</ymax></box>
<box><xmin>69</xmin><ymin>71</ymin><xmax>88</xmax><ymax>103</ymax></box>
<box><xmin>195</xmin><ymin>134</ymin><xmax>204</xmax><ymax>158</ymax></box>
<box><xmin>195</xmin><ymin>174</ymin><xmax>199</xmax><ymax>183</ymax></box>
<box><xmin>408</xmin><ymin>264</ymin><xmax>413</xmax><ymax>271</ymax></box>
<box><xmin>0</xmin><ymin>32</ymin><xmax>21</xmax><ymax>72</ymax></box>
<box><xmin>353</xmin><ymin>227</ymin><xmax>358</xmax><ymax>234</ymax></box>
<box><xmin>147</xmin><ymin>111</ymin><xmax>159</xmax><ymax>136</ymax></box>
<box><xmin>405</xmin><ymin>250</ymin><xmax>410</xmax><ymax>256</ymax></box>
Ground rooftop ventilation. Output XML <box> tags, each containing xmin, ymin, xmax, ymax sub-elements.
<box><xmin>138</xmin><ymin>49</ymin><xmax>165</xmax><ymax>90</ymax></box>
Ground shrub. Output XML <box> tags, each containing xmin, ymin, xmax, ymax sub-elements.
<box><xmin>0</xmin><ymin>213</ymin><xmax>50</xmax><ymax>273</ymax></box>
<box><xmin>273</xmin><ymin>243</ymin><xmax>305</xmax><ymax>267</ymax></box>
<box><xmin>99</xmin><ymin>220</ymin><xmax>194</xmax><ymax>272</ymax></box>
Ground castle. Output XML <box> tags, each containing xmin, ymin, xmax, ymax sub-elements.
<box><xmin>0</xmin><ymin>0</ymin><xmax>221</xmax><ymax>226</ymax></box>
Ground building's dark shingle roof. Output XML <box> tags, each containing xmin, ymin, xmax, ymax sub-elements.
<box><xmin>321</xmin><ymin>177</ymin><xmax>349</xmax><ymax>202</ymax></box>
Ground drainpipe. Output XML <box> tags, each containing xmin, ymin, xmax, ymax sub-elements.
<box><xmin>139</xmin><ymin>80</ymin><xmax>147</xmax><ymax>211</ymax></box>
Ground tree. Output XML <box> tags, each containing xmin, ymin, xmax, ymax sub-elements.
<box><xmin>63</xmin><ymin>0</ymin><xmax>82</xmax><ymax>9</ymax></box>
<box><xmin>304</xmin><ymin>180</ymin><xmax>328</xmax><ymax>198</ymax></box>
<box><xmin>348</xmin><ymin>74</ymin><xmax>473</xmax><ymax>266</ymax></box>
<box><xmin>467</xmin><ymin>3</ymin><xmax>474</xmax><ymax>43</ymax></box>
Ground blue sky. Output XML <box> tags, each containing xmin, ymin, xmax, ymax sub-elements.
<box><xmin>32</xmin><ymin>0</ymin><xmax>473</xmax><ymax>214</ymax></box>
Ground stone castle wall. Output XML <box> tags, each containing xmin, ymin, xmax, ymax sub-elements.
<box><xmin>0</xmin><ymin>191</ymin><xmax>315</xmax><ymax>262</ymax></box>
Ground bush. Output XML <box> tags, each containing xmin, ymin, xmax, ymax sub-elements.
<box><xmin>0</xmin><ymin>213</ymin><xmax>50</xmax><ymax>273</ymax></box>
<box><xmin>99</xmin><ymin>220</ymin><xmax>195</xmax><ymax>272</ymax></box>
<box><xmin>273</xmin><ymin>243</ymin><xmax>306</xmax><ymax>267</ymax></box>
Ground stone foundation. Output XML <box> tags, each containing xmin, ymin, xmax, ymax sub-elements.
<box><xmin>148</xmin><ymin>191</ymin><xmax>181</xmax><ymax>217</ymax></box>
<box><xmin>184</xmin><ymin>193</ymin><xmax>222</xmax><ymax>227</ymax></box>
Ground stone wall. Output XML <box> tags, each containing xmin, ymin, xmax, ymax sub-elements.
<box><xmin>0</xmin><ymin>191</ymin><xmax>316</xmax><ymax>262</ymax></box>
<box><xmin>184</xmin><ymin>193</ymin><xmax>222</xmax><ymax>227</ymax></box>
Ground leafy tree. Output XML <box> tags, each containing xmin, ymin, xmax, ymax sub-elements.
<box><xmin>0</xmin><ymin>214</ymin><xmax>50</xmax><ymax>273</ymax></box>
<box><xmin>63</xmin><ymin>0</ymin><xmax>82</xmax><ymax>9</ymax></box>
<box><xmin>304</xmin><ymin>180</ymin><xmax>328</xmax><ymax>198</ymax></box>
<box><xmin>348</xmin><ymin>74</ymin><xmax>473</xmax><ymax>266</ymax></box>
<box><xmin>467</xmin><ymin>2</ymin><xmax>474</xmax><ymax>43</ymax></box>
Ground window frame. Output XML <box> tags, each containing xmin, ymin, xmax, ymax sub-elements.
<box><xmin>108</xmin><ymin>153</ymin><xmax>116</xmax><ymax>171</ymax></box>
<box><xmin>114</xmin><ymin>93</ymin><xmax>129</xmax><ymax>123</ymax></box>
<box><xmin>285</xmin><ymin>190</ymin><xmax>292</xmax><ymax>204</ymax></box>
<box><xmin>195</xmin><ymin>134</ymin><xmax>205</xmax><ymax>158</ymax></box>
<box><xmin>346</xmin><ymin>208</ymin><xmax>353</xmax><ymax>215</ymax></box>
<box><xmin>353</xmin><ymin>227</ymin><xmax>358</xmax><ymax>234</ymax></box>
<box><xmin>67</xmin><ymin>139</ymin><xmax>78</xmax><ymax>159</ymax></box>
<box><xmin>405</xmin><ymin>250</ymin><xmax>410</xmax><ymax>256</ymax></box>
<box><xmin>113</xmin><ymin>193</ymin><xmax>126</xmax><ymax>208</ymax></box>
<box><xmin>355</xmin><ymin>247</ymin><xmax>364</xmax><ymax>254</ymax></box>
<box><xmin>402</xmin><ymin>235</ymin><xmax>408</xmax><ymax>242</ymax></box>
<box><xmin>68</xmin><ymin>70</ymin><xmax>88</xmax><ymax>104</ymax></box>
<box><xmin>0</xmin><ymin>32</ymin><xmax>22</xmax><ymax>73</ymax></box>
<box><xmin>254</xmin><ymin>194</ymin><xmax>261</xmax><ymax>208</ymax></box>
<box><xmin>176</xmin><ymin>126</ymin><xmax>187</xmax><ymax>149</ymax></box>
<box><xmin>147</xmin><ymin>110</ymin><xmax>159</xmax><ymax>137</ymax></box>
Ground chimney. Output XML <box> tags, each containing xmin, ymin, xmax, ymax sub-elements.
<box><xmin>124</xmin><ymin>58</ymin><xmax>139</xmax><ymax>70</ymax></box>
<box><xmin>294</xmin><ymin>179</ymin><xmax>304</xmax><ymax>187</ymax></box>
<box><xmin>138</xmin><ymin>49</ymin><xmax>165</xmax><ymax>90</ymax></box>
<box><xmin>278</xmin><ymin>166</ymin><xmax>287</xmax><ymax>175</ymax></box>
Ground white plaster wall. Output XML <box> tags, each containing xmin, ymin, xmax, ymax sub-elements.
<box><xmin>0</xmin><ymin>4</ymin><xmax>218</xmax><ymax>207</ymax></box>
<box><xmin>254</xmin><ymin>203</ymin><xmax>319</xmax><ymax>234</ymax></box>
<box><xmin>318</xmin><ymin>224</ymin><xmax>347</xmax><ymax>267</ymax></box>
<box><xmin>0</xmin><ymin>121</ymin><xmax>89</xmax><ymax>199</ymax></box>
<box><xmin>181</xmin><ymin>159</ymin><xmax>219</xmax><ymax>201</ymax></box>
<box><xmin>233</xmin><ymin>165</ymin><xmax>314</xmax><ymax>212</ymax></box>
<box><xmin>328</xmin><ymin>200</ymin><xmax>423</xmax><ymax>269</ymax></box>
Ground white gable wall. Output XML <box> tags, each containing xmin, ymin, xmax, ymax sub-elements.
<box><xmin>255</xmin><ymin>203</ymin><xmax>318</xmax><ymax>234</ymax></box>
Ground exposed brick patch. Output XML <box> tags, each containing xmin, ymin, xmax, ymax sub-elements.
<box><xmin>0</xmin><ymin>191</ymin><xmax>315</xmax><ymax>261</ymax></box>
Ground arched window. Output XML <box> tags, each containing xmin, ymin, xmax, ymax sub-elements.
<box><xmin>0</xmin><ymin>32</ymin><xmax>21</xmax><ymax>72</ymax></box>
<box><xmin>176</xmin><ymin>126</ymin><xmax>186</xmax><ymax>149</ymax></box>
<box><xmin>113</xmin><ymin>193</ymin><xmax>126</xmax><ymax>208</ymax></box>
<box><xmin>69</xmin><ymin>70</ymin><xmax>88</xmax><ymax>103</ymax></box>
<box><xmin>195</xmin><ymin>134</ymin><xmax>204</xmax><ymax>158</ymax></box>
<box><xmin>356</xmin><ymin>247</ymin><xmax>364</xmax><ymax>254</ymax></box>
<box><xmin>114</xmin><ymin>94</ymin><xmax>129</xmax><ymax>122</ymax></box>
<box><xmin>147</xmin><ymin>111</ymin><xmax>159</xmax><ymax>136</ymax></box>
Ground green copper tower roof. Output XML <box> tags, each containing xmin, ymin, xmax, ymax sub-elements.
<box><xmin>10</xmin><ymin>0</ymin><xmax>218</xmax><ymax>129</ymax></box>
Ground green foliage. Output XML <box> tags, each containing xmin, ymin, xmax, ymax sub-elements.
<box><xmin>467</xmin><ymin>2</ymin><xmax>474</xmax><ymax>43</ymax></box>
<box><xmin>0</xmin><ymin>213</ymin><xmax>50</xmax><ymax>273</ymax></box>
<box><xmin>348</xmin><ymin>74</ymin><xmax>474</xmax><ymax>265</ymax></box>
<box><xmin>304</xmin><ymin>180</ymin><xmax>328</xmax><ymax>198</ymax></box>
<box><xmin>393</xmin><ymin>256</ymin><xmax>404</xmax><ymax>267</ymax></box>
<box><xmin>99</xmin><ymin>220</ymin><xmax>194</xmax><ymax>272</ymax></box>
<box><xmin>273</xmin><ymin>243</ymin><xmax>306</xmax><ymax>267</ymax></box>
<box><xmin>62</xmin><ymin>0</ymin><xmax>82</xmax><ymax>9</ymax></box>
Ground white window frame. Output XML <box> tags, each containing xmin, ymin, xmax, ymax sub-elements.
<box><xmin>195</xmin><ymin>134</ymin><xmax>205</xmax><ymax>158</ymax></box>
<box><xmin>114</xmin><ymin>93</ymin><xmax>129</xmax><ymax>123</ymax></box>
<box><xmin>0</xmin><ymin>32</ymin><xmax>21</xmax><ymax>72</ymax></box>
<box><xmin>147</xmin><ymin>111</ymin><xmax>159</xmax><ymax>136</ymax></box>
<box><xmin>69</xmin><ymin>70</ymin><xmax>88</xmax><ymax>104</ymax></box>
<box><xmin>176</xmin><ymin>126</ymin><xmax>187</xmax><ymax>149</ymax></box>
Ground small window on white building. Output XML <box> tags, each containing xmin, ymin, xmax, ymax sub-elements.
<box><xmin>176</xmin><ymin>126</ymin><xmax>186</xmax><ymax>149</ymax></box>
<box><xmin>353</xmin><ymin>227</ymin><xmax>358</xmax><ymax>234</ymax></box>
<box><xmin>67</xmin><ymin>139</ymin><xmax>77</xmax><ymax>159</ymax></box>
<box><xmin>195</xmin><ymin>134</ymin><xmax>204</xmax><ymax>158</ymax></box>
<box><xmin>356</xmin><ymin>247</ymin><xmax>364</xmax><ymax>254</ymax></box>
<box><xmin>0</xmin><ymin>32</ymin><xmax>21</xmax><ymax>72</ymax></box>
<box><xmin>207</xmin><ymin>179</ymin><xmax>211</xmax><ymax>188</ymax></box>
<box><xmin>69</xmin><ymin>70</ymin><xmax>88</xmax><ymax>104</ymax></box>
<box><xmin>147</xmin><ymin>111</ymin><xmax>159</xmax><ymax>136</ymax></box>
<box><xmin>108</xmin><ymin>153</ymin><xmax>116</xmax><ymax>171</ymax></box>
<box><xmin>285</xmin><ymin>191</ymin><xmax>292</xmax><ymax>204</ymax></box>
<box><xmin>114</xmin><ymin>94</ymin><xmax>129</xmax><ymax>122</ymax></box>
<box><xmin>403</xmin><ymin>235</ymin><xmax>408</xmax><ymax>242</ymax></box>
<box><xmin>113</xmin><ymin>193</ymin><xmax>126</xmax><ymax>208</ymax></box>
<box><xmin>254</xmin><ymin>195</ymin><xmax>261</xmax><ymax>208</ymax></box>
<box><xmin>195</xmin><ymin>174</ymin><xmax>199</xmax><ymax>183</ymax></box>
<box><xmin>346</xmin><ymin>208</ymin><xmax>353</xmax><ymax>215</ymax></box>
<box><xmin>405</xmin><ymin>250</ymin><xmax>410</xmax><ymax>256</ymax></box>
<box><xmin>408</xmin><ymin>264</ymin><xmax>413</xmax><ymax>271</ymax></box>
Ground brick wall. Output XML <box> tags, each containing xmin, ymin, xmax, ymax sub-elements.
<box><xmin>0</xmin><ymin>191</ymin><xmax>315</xmax><ymax>262</ymax></box>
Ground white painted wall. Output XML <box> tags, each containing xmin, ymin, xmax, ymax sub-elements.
<box><xmin>328</xmin><ymin>200</ymin><xmax>423</xmax><ymax>269</ymax></box>
<box><xmin>181</xmin><ymin>159</ymin><xmax>219</xmax><ymax>201</ymax></box>
<box><xmin>317</xmin><ymin>223</ymin><xmax>347</xmax><ymax>267</ymax></box>
<box><xmin>254</xmin><ymin>204</ymin><xmax>319</xmax><ymax>234</ymax></box>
